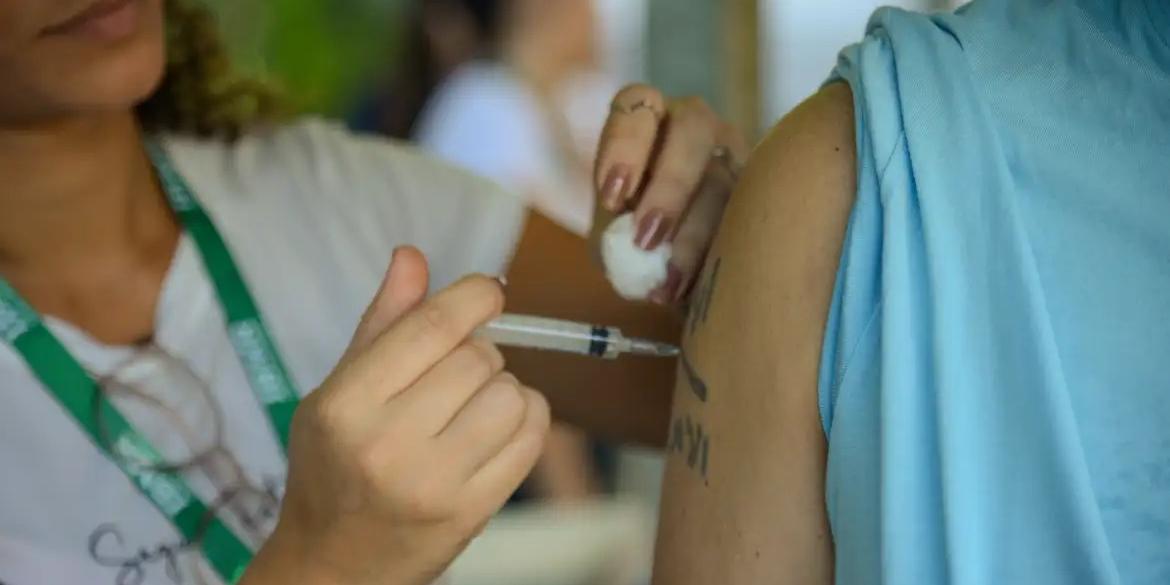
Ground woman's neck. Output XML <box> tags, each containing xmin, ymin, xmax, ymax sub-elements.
<box><xmin>0</xmin><ymin>111</ymin><xmax>176</xmax><ymax>275</ymax></box>
<box><xmin>0</xmin><ymin>111</ymin><xmax>180</xmax><ymax>344</ymax></box>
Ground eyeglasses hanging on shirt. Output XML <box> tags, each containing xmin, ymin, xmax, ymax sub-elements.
<box><xmin>86</xmin><ymin>341</ymin><xmax>282</xmax><ymax>542</ymax></box>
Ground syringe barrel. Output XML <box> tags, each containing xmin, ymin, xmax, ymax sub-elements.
<box><xmin>478</xmin><ymin>314</ymin><xmax>620</xmax><ymax>358</ymax></box>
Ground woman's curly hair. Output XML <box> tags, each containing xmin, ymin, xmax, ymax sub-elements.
<box><xmin>136</xmin><ymin>0</ymin><xmax>287</xmax><ymax>139</ymax></box>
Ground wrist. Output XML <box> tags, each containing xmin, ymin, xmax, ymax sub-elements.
<box><xmin>244</xmin><ymin>525</ymin><xmax>344</xmax><ymax>585</ymax></box>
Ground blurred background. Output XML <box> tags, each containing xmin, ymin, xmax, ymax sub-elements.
<box><xmin>196</xmin><ymin>1</ymin><xmax>961</xmax><ymax>584</ymax></box>
<box><xmin>200</xmin><ymin>0</ymin><xmax>964</xmax><ymax>135</ymax></box>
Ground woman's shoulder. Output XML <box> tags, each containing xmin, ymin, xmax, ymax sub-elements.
<box><xmin>161</xmin><ymin>117</ymin><xmax>501</xmax><ymax>203</ymax></box>
<box><xmin>160</xmin><ymin>116</ymin><xmax>528</xmax><ymax>233</ymax></box>
<box><xmin>159</xmin><ymin>117</ymin><xmax>528</xmax><ymax>288</ymax></box>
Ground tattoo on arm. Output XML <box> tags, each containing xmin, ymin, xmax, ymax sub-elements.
<box><xmin>681</xmin><ymin>256</ymin><xmax>722</xmax><ymax>402</ymax></box>
<box><xmin>671</xmin><ymin>257</ymin><xmax>722</xmax><ymax>483</ymax></box>
<box><xmin>687</xmin><ymin>257</ymin><xmax>722</xmax><ymax>336</ymax></box>
<box><xmin>668</xmin><ymin>413</ymin><xmax>710</xmax><ymax>478</ymax></box>
<box><xmin>680</xmin><ymin>350</ymin><xmax>708</xmax><ymax>402</ymax></box>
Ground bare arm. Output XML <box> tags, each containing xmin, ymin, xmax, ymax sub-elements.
<box><xmin>652</xmin><ymin>82</ymin><xmax>857</xmax><ymax>584</ymax></box>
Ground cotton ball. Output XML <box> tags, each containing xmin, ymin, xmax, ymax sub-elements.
<box><xmin>601</xmin><ymin>213</ymin><xmax>672</xmax><ymax>301</ymax></box>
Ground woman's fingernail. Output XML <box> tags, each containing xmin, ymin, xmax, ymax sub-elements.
<box><xmin>652</xmin><ymin>265</ymin><xmax>684</xmax><ymax>305</ymax></box>
<box><xmin>648</xmin><ymin>290</ymin><xmax>670</xmax><ymax>305</ymax></box>
<box><xmin>601</xmin><ymin>165</ymin><xmax>630</xmax><ymax>211</ymax></box>
<box><xmin>635</xmin><ymin>210</ymin><xmax>673</xmax><ymax>251</ymax></box>
<box><xmin>494</xmin><ymin>275</ymin><xmax>509</xmax><ymax>288</ymax></box>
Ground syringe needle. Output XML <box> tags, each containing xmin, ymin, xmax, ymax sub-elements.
<box><xmin>626</xmin><ymin>337</ymin><xmax>681</xmax><ymax>358</ymax></box>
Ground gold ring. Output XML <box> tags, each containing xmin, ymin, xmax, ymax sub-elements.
<box><xmin>610</xmin><ymin>98</ymin><xmax>666</xmax><ymax>121</ymax></box>
<box><xmin>710</xmin><ymin>146</ymin><xmax>743</xmax><ymax>179</ymax></box>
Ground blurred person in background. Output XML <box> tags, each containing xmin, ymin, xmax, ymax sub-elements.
<box><xmin>348</xmin><ymin>0</ymin><xmax>496</xmax><ymax>141</ymax></box>
<box><xmin>0</xmin><ymin>1</ymin><xmax>744</xmax><ymax>584</ymax></box>
<box><xmin>411</xmin><ymin>0</ymin><xmax>601</xmax><ymax>238</ymax></box>
<box><xmin>354</xmin><ymin>0</ymin><xmax>606</xmax><ymax>237</ymax></box>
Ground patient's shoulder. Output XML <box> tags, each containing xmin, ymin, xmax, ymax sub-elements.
<box><xmin>738</xmin><ymin>81</ymin><xmax>855</xmax><ymax>208</ymax></box>
<box><xmin>652</xmin><ymin>83</ymin><xmax>857</xmax><ymax>585</ymax></box>
<box><xmin>686</xmin><ymin>81</ymin><xmax>856</xmax><ymax>396</ymax></box>
<box><xmin>704</xmin><ymin>81</ymin><xmax>856</xmax><ymax>300</ymax></box>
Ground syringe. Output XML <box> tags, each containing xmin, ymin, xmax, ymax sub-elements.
<box><xmin>478</xmin><ymin>314</ymin><xmax>680</xmax><ymax>360</ymax></box>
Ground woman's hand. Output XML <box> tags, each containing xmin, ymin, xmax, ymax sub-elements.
<box><xmin>592</xmin><ymin>85</ymin><xmax>748</xmax><ymax>306</ymax></box>
<box><xmin>246</xmin><ymin>247</ymin><xmax>550</xmax><ymax>585</ymax></box>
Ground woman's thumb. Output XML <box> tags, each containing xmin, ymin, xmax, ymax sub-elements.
<box><xmin>345</xmin><ymin>246</ymin><xmax>430</xmax><ymax>358</ymax></box>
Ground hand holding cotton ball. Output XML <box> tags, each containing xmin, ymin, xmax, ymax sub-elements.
<box><xmin>601</xmin><ymin>213</ymin><xmax>673</xmax><ymax>301</ymax></box>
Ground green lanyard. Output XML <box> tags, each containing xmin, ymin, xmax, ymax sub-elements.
<box><xmin>0</xmin><ymin>142</ymin><xmax>301</xmax><ymax>583</ymax></box>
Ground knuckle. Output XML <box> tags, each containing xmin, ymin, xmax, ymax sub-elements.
<box><xmin>417</xmin><ymin>304</ymin><xmax>455</xmax><ymax>343</ymax></box>
<box><xmin>523</xmin><ymin>388</ymin><xmax>552</xmax><ymax>431</ymax></box>
<box><xmin>653</xmin><ymin>168</ymin><xmax>695</xmax><ymax>197</ymax></box>
<box><xmin>718</xmin><ymin>120</ymin><xmax>744</xmax><ymax>144</ymax></box>
<box><xmin>306</xmin><ymin>392</ymin><xmax>347</xmax><ymax>431</ymax></box>
<box><xmin>462</xmin><ymin>339</ymin><xmax>506</xmax><ymax>379</ymax></box>
<box><xmin>677</xmin><ymin>96</ymin><xmax>715</xmax><ymax>117</ymax></box>
<box><xmin>606</xmin><ymin>124</ymin><xmax>653</xmax><ymax>146</ymax></box>
<box><xmin>457</xmin><ymin>275</ymin><xmax>505</xmax><ymax>317</ymax></box>
<box><xmin>494</xmin><ymin>371</ymin><xmax>522</xmax><ymax>389</ymax></box>
<box><xmin>681</xmin><ymin>115</ymin><xmax>717</xmax><ymax>139</ymax></box>
<box><xmin>357</xmin><ymin>448</ymin><xmax>455</xmax><ymax>519</ymax></box>
<box><xmin>616</xmin><ymin>83</ymin><xmax>661</xmax><ymax>102</ymax></box>
<box><xmin>400</xmin><ymin>477</ymin><xmax>456</xmax><ymax>520</ymax></box>
<box><xmin>483</xmin><ymin>375</ymin><xmax>527</xmax><ymax>425</ymax></box>
<box><xmin>487</xmin><ymin>372</ymin><xmax>524</xmax><ymax>400</ymax></box>
<box><xmin>355</xmin><ymin>444</ymin><xmax>391</xmax><ymax>487</ymax></box>
<box><xmin>672</xmin><ymin>100</ymin><xmax>719</xmax><ymax>133</ymax></box>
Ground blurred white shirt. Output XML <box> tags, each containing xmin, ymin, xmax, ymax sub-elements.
<box><xmin>415</xmin><ymin>62</ymin><xmax>596</xmax><ymax>237</ymax></box>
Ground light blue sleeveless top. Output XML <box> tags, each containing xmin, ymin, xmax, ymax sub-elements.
<box><xmin>820</xmin><ymin>1</ymin><xmax>1170</xmax><ymax>583</ymax></box>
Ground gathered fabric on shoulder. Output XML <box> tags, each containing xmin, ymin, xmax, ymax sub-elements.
<box><xmin>818</xmin><ymin>0</ymin><xmax>1170</xmax><ymax>583</ymax></box>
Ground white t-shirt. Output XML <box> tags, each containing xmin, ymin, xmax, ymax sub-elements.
<box><xmin>414</xmin><ymin>62</ymin><xmax>594</xmax><ymax>237</ymax></box>
<box><xmin>0</xmin><ymin>119</ymin><xmax>526</xmax><ymax>585</ymax></box>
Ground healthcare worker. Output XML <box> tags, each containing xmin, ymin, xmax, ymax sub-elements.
<box><xmin>0</xmin><ymin>0</ymin><xmax>741</xmax><ymax>583</ymax></box>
